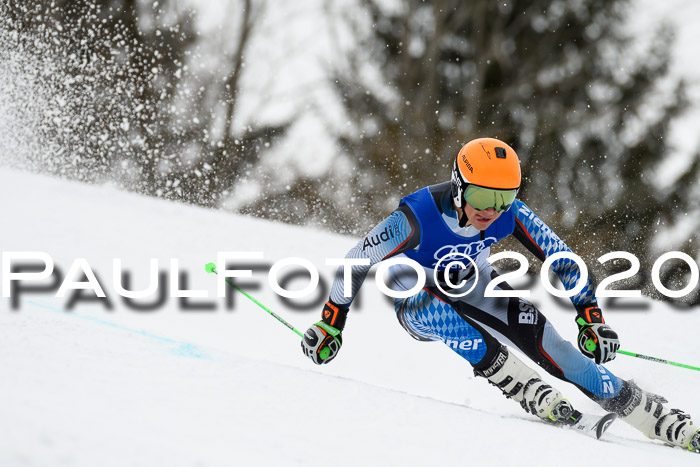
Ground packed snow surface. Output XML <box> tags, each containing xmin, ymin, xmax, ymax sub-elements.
<box><xmin>0</xmin><ymin>168</ymin><xmax>698</xmax><ymax>466</ymax></box>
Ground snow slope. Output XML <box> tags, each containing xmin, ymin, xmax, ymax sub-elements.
<box><xmin>1</xmin><ymin>168</ymin><xmax>699</xmax><ymax>466</ymax></box>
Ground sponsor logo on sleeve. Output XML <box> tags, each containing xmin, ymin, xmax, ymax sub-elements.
<box><xmin>362</xmin><ymin>226</ymin><xmax>396</xmax><ymax>251</ymax></box>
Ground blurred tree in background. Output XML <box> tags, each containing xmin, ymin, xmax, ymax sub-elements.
<box><xmin>0</xmin><ymin>0</ymin><xmax>287</xmax><ymax>206</ymax></box>
<box><xmin>314</xmin><ymin>0</ymin><xmax>699</xmax><ymax>304</ymax></box>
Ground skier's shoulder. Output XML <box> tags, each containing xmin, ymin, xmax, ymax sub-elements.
<box><xmin>511</xmin><ymin>199</ymin><xmax>552</xmax><ymax>228</ymax></box>
<box><xmin>511</xmin><ymin>198</ymin><xmax>532</xmax><ymax>216</ymax></box>
<box><xmin>511</xmin><ymin>199</ymin><xmax>565</xmax><ymax>244</ymax></box>
<box><xmin>399</xmin><ymin>181</ymin><xmax>451</xmax><ymax>213</ymax></box>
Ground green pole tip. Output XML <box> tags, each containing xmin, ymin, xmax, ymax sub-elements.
<box><xmin>205</xmin><ymin>262</ymin><xmax>217</xmax><ymax>274</ymax></box>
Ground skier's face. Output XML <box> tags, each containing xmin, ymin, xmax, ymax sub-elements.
<box><xmin>464</xmin><ymin>203</ymin><xmax>501</xmax><ymax>230</ymax></box>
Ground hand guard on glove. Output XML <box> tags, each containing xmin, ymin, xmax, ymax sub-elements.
<box><xmin>301</xmin><ymin>321</ymin><xmax>342</xmax><ymax>364</ymax></box>
<box><xmin>575</xmin><ymin>306</ymin><xmax>620</xmax><ymax>364</ymax></box>
<box><xmin>301</xmin><ymin>301</ymin><xmax>347</xmax><ymax>365</ymax></box>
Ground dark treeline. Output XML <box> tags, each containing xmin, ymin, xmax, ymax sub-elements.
<box><xmin>1</xmin><ymin>0</ymin><xmax>698</xmax><ymax>304</ymax></box>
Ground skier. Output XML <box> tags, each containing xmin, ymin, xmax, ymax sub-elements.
<box><xmin>301</xmin><ymin>137</ymin><xmax>699</xmax><ymax>451</ymax></box>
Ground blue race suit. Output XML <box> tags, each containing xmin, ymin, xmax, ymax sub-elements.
<box><xmin>328</xmin><ymin>181</ymin><xmax>625</xmax><ymax>404</ymax></box>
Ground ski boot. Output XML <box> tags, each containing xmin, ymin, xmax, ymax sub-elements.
<box><xmin>607</xmin><ymin>381</ymin><xmax>700</xmax><ymax>452</ymax></box>
<box><xmin>689</xmin><ymin>430</ymin><xmax>700</xmax><ymax>453</ymax></box>
<box><xmin>475</xmin><ymin>345</ymin><xmax>578</xmax><ymax>424</ymax></box>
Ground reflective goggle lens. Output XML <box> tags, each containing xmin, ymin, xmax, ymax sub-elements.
<box><xmin>463</xmin><ymin>185</ymin><xmax>517</xmax><ymax>212</ymax></box>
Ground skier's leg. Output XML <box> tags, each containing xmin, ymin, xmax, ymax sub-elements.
<box><xmin>395</xmin><ymin>289</ymin><xmax>578</xmax><ymax>423</ymax></box>
<box><xmin>506</xmin><ymin>309</ymin><xmax>700</xmax><ymax>447</ymax></box>
<box><xmin>434</xmin><ymin>264</ymin><xmax>622</xmax><ymax>397</ymax></box>
<box><xmin>447</xmin><ymin>266</ymin><xmax>700</xmax><ymax>450</ymax></box>
<box><xmin>439</xmin><ymin>287</ymin><xmax>625</xmax><ymax>399</ymax></box>
<box><xmin>521</xmin><ymin>315</ymin><xmax>697</xmax><ymax>450</ymax></box>
<box><xmin>460</xmin><ymin>295</ymin><xmax>700</xmax><ymax>448</ymax></box>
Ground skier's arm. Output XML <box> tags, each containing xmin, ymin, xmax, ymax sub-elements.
<box><xmin>301</xmin><ymin>206</ymin><xmax>420</xmax><ymax>365</ymax></box>
<box><xmin>511</xmin><ymin>199</ymin><xmax>597</xmax><ymax>311</ymax></box>
<box><xmin>324</xmin><ymin>205</ymin><xmax>420</xmax><ymax>327</ymax></box>
<box><xmin>511</xmin><ymin>200</ymin><xmax>619</xmax><ymax>363</ymax></box>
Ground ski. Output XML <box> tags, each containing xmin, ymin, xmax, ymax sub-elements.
<box><xmin>567</xmin><ymin>412</ymin><xmax>618</xmax><ymax>439</ymax></box>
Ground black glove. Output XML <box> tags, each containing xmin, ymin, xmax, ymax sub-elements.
<box><xmin>301</xmin><ymin>322</ymin><xmax>342</xmax><ymax>364</ymax></box>
<box><xmin>301</xmin><ymin>301</ymin><xmax>348</xmax><ymax>365</ymax></box>
<box><xmin>575</xmin><ymin>306</ymin><xmax>620</xmax><ymax>364</ymax></box>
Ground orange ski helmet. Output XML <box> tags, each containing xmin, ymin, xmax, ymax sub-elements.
<box><xmin>451</xmin><ymin>138</ymin><xmax>521</xmax><ymax>212</ymax></box>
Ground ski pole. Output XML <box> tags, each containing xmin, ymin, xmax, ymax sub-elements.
<box><xmin>617</xmin><ymin>349</ymin><xmax>700</xmax><ymax>372</ymax></box>
<box><xmin>205</xmin><ymin>262</ymin><xmax>304</xmax><ymax>338</ymax></box>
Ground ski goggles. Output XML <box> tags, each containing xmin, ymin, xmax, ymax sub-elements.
<box><xmin>463</xmin><ymin>185</ymin><xmax>518</xmax><ymax>212</ymax></box>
